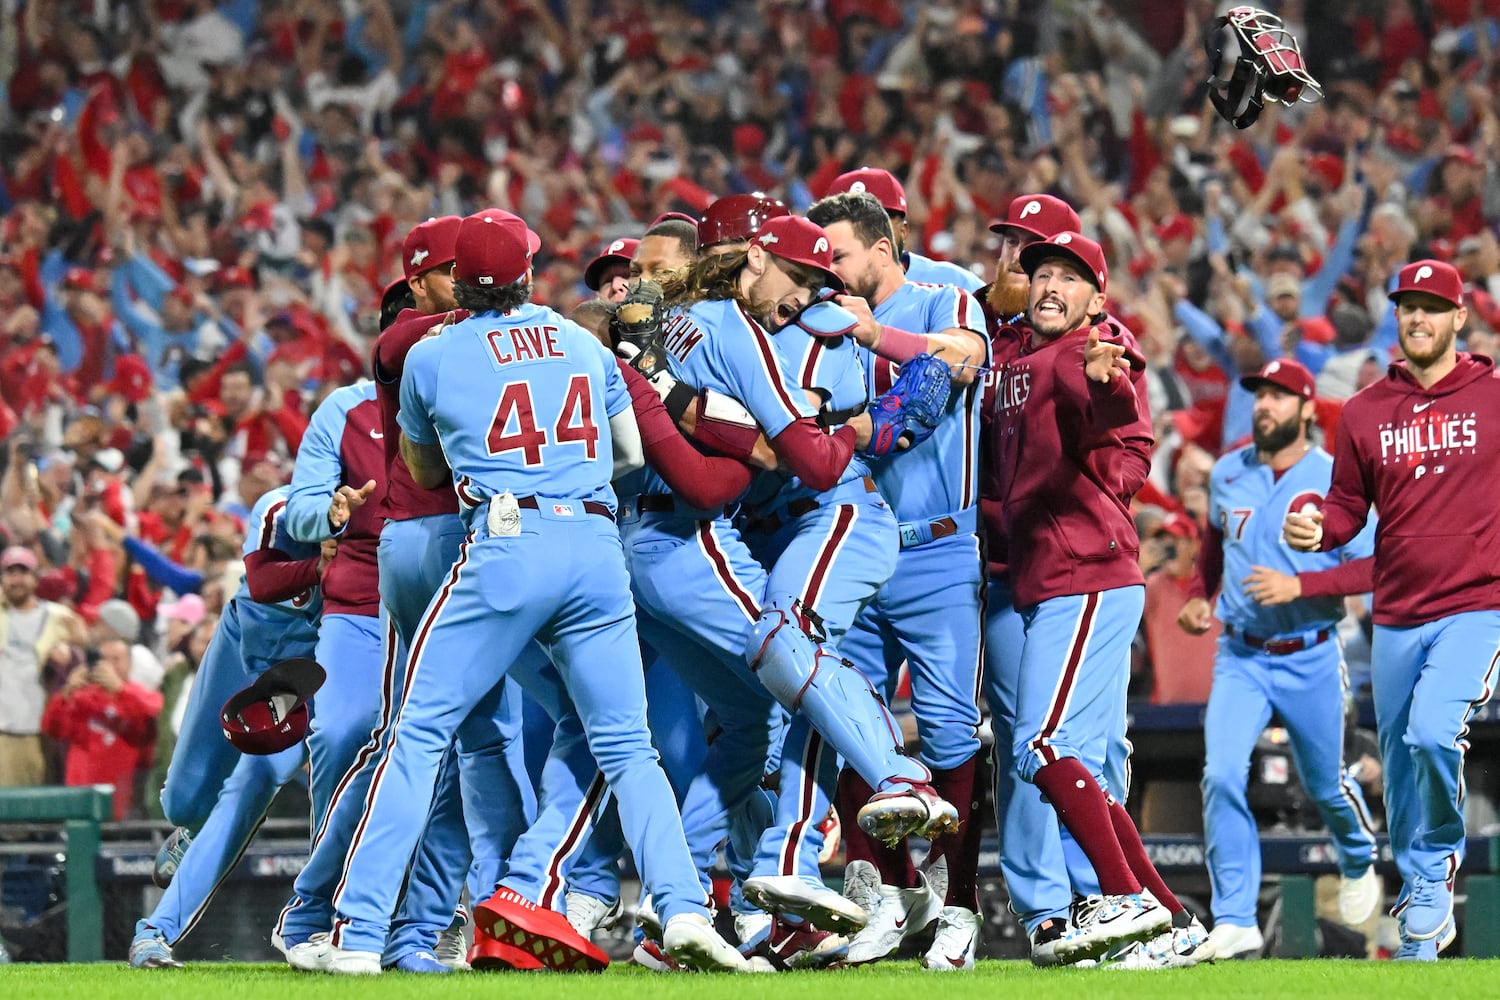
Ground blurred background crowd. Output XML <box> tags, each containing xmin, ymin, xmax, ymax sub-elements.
<box><xmin>2</xmin><ymin>0</ymin><xmax>1498</xmax><ymax>814</ymax></box>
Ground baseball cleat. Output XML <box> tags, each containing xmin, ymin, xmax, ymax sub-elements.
<box><xmin>743</xmin><ymin>874</ymin><xmax>869</xmax><ymax>932</ymax></box>
<box><xmin>734</xmin><ymin>911</ymin><xmax>772</xmax><ymax>954</ymax></box>
<box><xmin>922</xmin><ymin>906</ymin><xmax>981</xmax><ymax>971</ymax></box>
<box><xmin>1338</xmin><ymin>865</ymin><xmax>1382</xmax><ymax>926</ymax></box>
<box><xmin>1204</xmin><ymin>921</ymin><xmax>1263</xmax><ymax>960</ymax></box>
<box><xmin>856</xmin><ymin>782</ymin><xmax>959</xmax><ymax>845</ymax></box>
<box><xmin>474</xmin><ymin>886</ymin><xmax>608</xmax><ymax>973</ymax></box>
<box><xmin>1403</xmin><ymin>874</ymin><xmax>1455</xmax><ymax>941</ymax></box>
<box><xmin>467</xmin><ymin>925</ymin><xmax>543</xmax><ymax>971</ymax></box>
<box><xmin>153</xmin><ymin>828</ymin><xmax>193</xmax><ymax>889</ymax></box>
<box><xmin>1103</xmin><ymin>913</ymin><xmax>1212</xmax><ymax>970</ymax></box>
<box><xmin>816</xmin><ymin>806</ymin><xmax>842</xmax><ymax>865</ymax></box>
<box><xmin>565</xmin><ymin>892</ymin><xmax>623</xmax><ymax>939</ymax></box>
<box><xmin>1029</xmin><ymin>916</ymin><xmax>1071</xmax><ymax>967</ymax></box>
<box><xmin>845</xmin><ymin>873</ymin><xmax>942</xmax><ymax>965</ymax></box>
<box><xmin>327</xmin><ymin>945</ymin><xmax>383</xmax><ymax>976</ymax></box>
<box><xmin>763</xmin><ymin>916</ymin><xmax>849</xmax><ymax>970</ymax></box>
<box><xmin>435</xmin><ymin>910</ymin><xmax>469</xmax><ymax>969</ymax></box>
<box><xmin>632</xmin><ymin>939</ymin><xmax>683</xmax><ymax>972</ymax></box>
<box><xmin>285</xmin><ymin>932</ymin><xmax>333</xmax><ymax>972</ymax></box>
<box><xmin>842</xmin><ymin>860</ymin><xmax>881</xmax><ymax>916</ymax></box>
<box><xmin>384</xmin><ymin>950</ymin><xmax>449</xmax><ymax>973</ymax></box>
<box><xmin>663</xmin><ymin>913</ymin><xmax>751</xmax><ymax>972</ymax></box>
<box><xmin>1053</xmin><ymin>893</ymin><xmax>1170</xmax><ymax>962</ymax></box>
<box><xmin>128</xmin><ymin>930</ymin><xmax>183</xmax><ymax>969</ymax></box>
<box><xmin>1395</xmin><ymin>915</ymin><xmax>1456</xmax><ymax>961</ymax></box>
<box><xmin>636</xmin><ymin>894</ymin><xmax>665</xmax><ymax>943</ymax></box>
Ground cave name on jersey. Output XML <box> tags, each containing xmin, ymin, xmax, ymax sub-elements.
<box><xmin>487</xmin><ymin>326</ymin><xmax>566</xmax><ymax>366</ymax></box>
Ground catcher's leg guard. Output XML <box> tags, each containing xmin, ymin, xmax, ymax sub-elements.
<box><xmin>745</xmin><ymin>606</ymin><xmax>928</xmax><ymax>790</ymax></box>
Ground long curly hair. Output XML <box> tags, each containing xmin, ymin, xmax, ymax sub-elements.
<box><xmin>657</xmin><ymin>248</ymin><xmax>829</xmax><ymax>314</ymax></box>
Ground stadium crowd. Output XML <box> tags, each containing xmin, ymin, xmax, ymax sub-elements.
<box><xmin>1</xmin><ymin>0</ymin><xmax>1498</xmax><ymax>967</ymax></box>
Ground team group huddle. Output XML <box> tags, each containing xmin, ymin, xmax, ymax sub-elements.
<box><xmin>125</xmin><ymin>165</ymin><xmax>1500</xmax><ymax>974</ymax></box>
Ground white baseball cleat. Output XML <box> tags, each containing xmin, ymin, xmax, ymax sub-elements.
<box><xmin>1029</xmin><ymin>916</ymin><xmax>1071</xmax><ymax>967</ymax></box>
<box><xmin>1053</xmin><ymin>893</ymin><xmax>1170</xmax><ymax>962</ymax></box>
<box><xmin>845</xmin><ymin>873</ymin><xmax>942</xmax><ymax>965</ymax></box>
<box><xmin>734</xmin><ymin>911</ymin><xmax>772</xmax><ymax>954</ymax></box>
<box><xmin>662</xmin><ymin>913</ymin><xmax>749</xmax><ymax>972</ymax></box>
<box><xmin>842</xmin><ymin>860</ymin><xmax>881</xmax><ymax>916</ymax></box>
<box><xmin>743</xmin><ymin>875</ymin><xmax>868</xmax><ymax>933</ymax></box>
<box><xmin>1103</xmin><ymin>914</ymin><xmax>1213</xmax><ymax>969</ymax></box>
<box><xmin>1339</xmin><ymin>866</ymin><xmax>1381</xmax><ymax>926</ymax></box>
<box><xmin>326</xmin><ymin>945</ymin><xmax>383</xmax><ymax>976</ymax></box>
<box><xmin>1204</xmin><ymin>921</ymin><xmax>1263</xmax><ymax>960</ymax></box>
<box><xmin>286</xmin><ymin>932</ymin><xmax>333</xmax><ymax>972</ymax></box>
<box><xmin>922</xmin><ymin>906</ymin><xmax>981</xmax><ymax>971</ymax></box>
<box><xmin>435</xmin><ymin>913</ymin><xmax>470</xmax><ymax>970</ymax></box>
<box><xmin>566</xmin><ymin>892</ymin><xmax>623</xmax><ymax>938</ymax></box>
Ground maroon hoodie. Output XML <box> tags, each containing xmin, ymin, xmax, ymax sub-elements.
<box><xmin>1317</xmin><ymin>352</ymin><xmax>1500</xmax><ymax>625</ymax></box>
<box><xmin>991</xmin><ymin>322</ymin><xmax>1153</xmax><ymax>607</ymax></box>
<box><xmin>372</xmin><ymin>308</ymin><xmax>467</xmax><ymax>521</ymax></box>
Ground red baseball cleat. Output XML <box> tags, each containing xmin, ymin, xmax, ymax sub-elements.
<box><xmin>467</xmin><ymin>924</ymin><xmax>544</xmax><ymax>971</ymax></box>
<box><xmin>474</xmin><ymin>886</ymin><xmax>609</xmax><ymax>973</ymax></box>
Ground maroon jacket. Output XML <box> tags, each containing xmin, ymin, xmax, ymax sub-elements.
<box><xmin>372</xmin><ymin>308</ymin><xmax>466</xmax><ymax>521</ymax></box>
<box><xmin>1318</xmin><ymin>352</ymin><xmax>1500</xmax><ymax>625</ymax></box>
<box><xmin>991</xmin><ymin>322</ymin><xmax>1153</xmax><ymax>607</ymax></box>
<box><xmin>979</xmin><ymin>316</ymin><xmax>1027</xmax><ymax>580</ymax></box>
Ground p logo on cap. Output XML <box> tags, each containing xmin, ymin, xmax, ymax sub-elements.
<box><xmin>1388</xmin><ymin>258</ymin><xmax>1463</xmax><ymax>310</ymax></box>
<box><xmin>1415</xmin><ymin>265</ymin><xmax>1433</xmax><ymax>283</ymax></box>
<box><xmin>1021</xmin><ymin>200</ymin><xmax>1041</xmax><ymax>219</ymax></box>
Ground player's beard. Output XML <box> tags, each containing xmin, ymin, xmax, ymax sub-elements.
<box><xmin>986</xmin><ymin>269</ymin><xmax>1030</xmax><ymax>319</ymax></box>
<box><xmin>1399</xmin><ymin>318</ymin><xmax>1457</xmax><ymax>370</ymax></box>
<box><xmin>1252</xmin><ymin>410</ymin><xmax>1302</xmax><ymax>453</ymax></box>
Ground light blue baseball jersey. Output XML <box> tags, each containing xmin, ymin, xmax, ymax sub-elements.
<box><xmin>1209</xmin><ymin>444</ymin><xmax>1376</xmax><ymax>636</ymax></box>
<box><xmin>235</xmin><ymin>485</ymin><xmax>323</xmax><ymax>651</ymax></box>
<box><xmin>639</xmin><ymin>297</ymin><xmax>818</xmax><ymax>499</ymax></box>
<box><xmin>862</xmin><ymin>281</ymin><xmax>988</xmax><ymax>521</ymax></box>
<box><xmin>764</xmin><ymin>320</ymin><xmax>872</xmax><ymax>508</ymax></box>
<box><xmin>903</xmin><ymin>251</ymin><xmax>983</xmax><ymax>292</ymax></box>
<box><xmin>400</xmin><ymin>302</ymin><xmax>630</xmax><ymax>510</ymax></box>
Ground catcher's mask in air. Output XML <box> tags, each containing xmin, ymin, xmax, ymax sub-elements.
<box><xmin>1203</xmin><ymin>6</ymin><xmax>1322</xmax><ymax>129</ymax></box>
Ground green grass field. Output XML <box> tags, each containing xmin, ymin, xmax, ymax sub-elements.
<box><xmin>2</xmin><ymin>960</ymin><xmax>1491</xmax><ymax>1000</ymax></box>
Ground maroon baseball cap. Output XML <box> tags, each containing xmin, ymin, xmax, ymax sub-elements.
<box><xmin>221</xmin><ymin>658</ymin><xmax>325</xmax><ymax>755</ymax></box>
<box><xmin>651</xmin><ymin>211</ymin><xmax>698</xmax><ymax>228</ymax></box>
<box><xmin>827</xmin><ymin>168</ymin><xmax>908</xmax><ymax>215</ymax></box>
<box><xmin>1388</xmin><ymin>259</ymin><xmax>1464</xmax><ymax>310</ymax></box>
<box><xmin>402</xmin><ymin>216</ymin><xmax>462</xmax><ymax>280</ymax></box>
<box><xmin>583</xmin><ymin>237</ymin><xmax>640</xmax><ymax>291</ymax></box>
<box><xmin>754</xmin><ymin>216</ymin><xmax>844</xmax><ymax>292</ymax></box>
<box><xmin>1019</xmin><ymin>231</ymin><xmax>1108</xmax><ymax>293</ymax></box>
<box><xmin>698</xmin><ymin>193</ymin><xmax>790</xmax><ymax>249</ymax></box>
<box><xmin>988</xmin><ymin>194</ymin><xmax>1080</xmax><ymax>240</ymax></box>
<box><xmin>454</xmin><ymin>209</ymin><xmax>541</xmax><ymax>288</ymax></box>
<box><xmin>1240</xmin><ymin>358</ymin><xmax>1316</xmax><ymax>400</ymax></box>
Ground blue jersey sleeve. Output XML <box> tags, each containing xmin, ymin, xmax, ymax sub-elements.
<box><xmin>397</xmin><ymin>339</ymin><xmax>440</xmax><ymax>445</ymax></box>
<box><xmin>285</xmin><ymin>389</ymin><xmax>353</xmax><ymax>543</ymax></box>
<box><xmin>715</xmin><ymin>306</ymin><xmax>815</xmax><ymax>438</ymax></box>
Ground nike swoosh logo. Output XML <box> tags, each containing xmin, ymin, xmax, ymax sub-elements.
<box><xmin>1413</xmin><ymin>401</ymin><xmax>1434</xmax><ymax>412</ymax></box>
<box><xmin>1097</xmin><ymin>910</ymin><xmax>1133</xmax><ymax>924</ymax></box>
<box><xmin>1225</xmin><ymin>474</ymin><xmax>1242</xmax><ymax>484</ymax></box>
<box><xmin>370</xmin><ymin>429</ymin><xmax>385</xmax><ymax>439</ymax></box>
<box><xmin>894</xmin><ymin>917</ymin><xmax>907</xmax><ymax>928</ymax></box>
<box><xmin>947</xmin><ymin>955</ymin><xmax>967</xmax><ymax>968</ymax></box>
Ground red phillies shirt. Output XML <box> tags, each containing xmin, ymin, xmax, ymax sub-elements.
<box><xmin>1318</xmin><ymin>352</ymin><xmax>1500</xmax><ymax>625</ymax></box>
<box><xmin>372</xmin><ymin>308</ymin><xmax>467</xmax><ymax>521</ymax></box>
<box><xmin>990</xmin><ymin>322</ymin><xmax>1154</xmax><ymax>606</ymax></box>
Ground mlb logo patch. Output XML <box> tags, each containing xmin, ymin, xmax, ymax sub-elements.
<box><xmin>552</xmin><ymin>503</ymin><xmax>576</xmax><ymax>516</ymax></box>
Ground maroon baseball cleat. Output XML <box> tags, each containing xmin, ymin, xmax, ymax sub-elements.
<box><xmin>474</xmin><ymin>887</ymin><xmax>609</xmax><ymax>973</ymax></box>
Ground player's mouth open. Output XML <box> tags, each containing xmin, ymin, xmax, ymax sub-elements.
<box><xmin>1035</xmin><ymin>299</ymin><xmax>1064</xmax><ymax>316</ymax></box>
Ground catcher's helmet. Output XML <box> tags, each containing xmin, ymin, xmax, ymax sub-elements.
<box><xmin>1203</xmin><ymin>6</ymin><xmax>1321</xmax><ymax>129</ymax></box>
<box><xmin>697</xmin><ymin>193</ymin><xmax>789</xmax><ymax>250</ymax></box>
<box><xmin>221</xmin><ymin>658</ymin><xmax>325</xmax><ymax>755</ymax></box>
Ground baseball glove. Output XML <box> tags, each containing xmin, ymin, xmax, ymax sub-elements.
<box><xmin>610</xmin><ymin>279</ymin><xmax>666</xmax><ymax>353</ymax></box>
<box><xmin>863</xmin><ymin>353</ymin><xmax>953</xmax><ymax>457</ymax></box>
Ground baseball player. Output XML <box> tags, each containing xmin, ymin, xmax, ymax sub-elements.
<box><xmin>991</xmin><ymin>232</ymin><xmax>1179</xmax><ymax>962</ymax></box>
<box><xmin>1178</xmin><ymin>357</ymin><xmax>1380</xmax><ymax>960</ymax></box>
<box><xmin>825</xmin><ymin>168</ymin><xmax>982</xmax><ymax>292</ymax></box>
<box><xmin>1285</xmin><ymin>259</ymin><xmax>1500</xmax><ymax>960</ymax></box>
<box><xmin>622</xmin><ymin>216</ymin><xmax>953</xmax><ymax>967</ymax></box>
<box><xmin>805</xmin><ymin>190</ymin><xmax>989</xmax><ymax>970</ymax></box>
<box><xmin>129</xmin><ymin>485</ymin><xmax>327</xmax><ymax>967</ymax></box>
<box><xmin>585</xmin><ymin>238</ymin><xmax>640</xmax><ymax>303</ymax></box>
<box><xmin>631</xmin><ymin>219</ymin><xmax>699</xmax><ymax>282</ymax></box>
<box><xmin>696</xmin><ymin>193</ymin><xmax>789</xmax><ymax>258</ymax></box>
<box><xmin>269</xmin><ymin>380</ymin><xmax>397</xmax><ymax>966</ymax></box>
<box><xmin>320</xmin><ymin>209</ymin><xmax>746</xmax><ymax>974</ymax></box>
